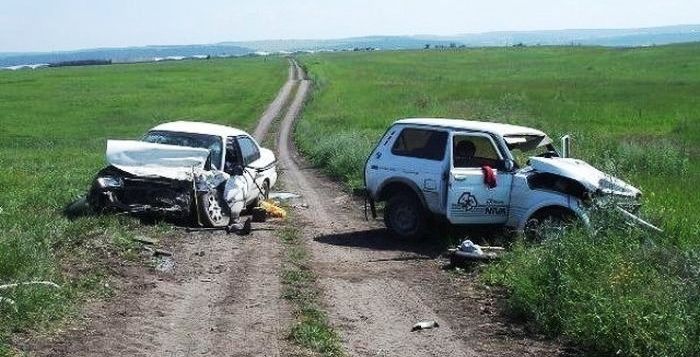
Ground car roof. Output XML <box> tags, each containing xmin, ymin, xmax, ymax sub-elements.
<box><xmin>149</xmin><ymin>121</ymin><xmax>249</xmax><ymax>138</ymax></box>
<box><xmin>395</xmin><ymin>118</ymin><xmax>548</xmax><ymax>137</ymax></box>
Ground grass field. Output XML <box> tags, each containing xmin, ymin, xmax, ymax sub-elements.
<box><xmin>296</xmin><ymin>44</ymin><xmax>699</xmax><ymax>356</ymax></box>
<box><xmin>0</xmin><ymin>56</ymin><xmax>287</xmax><ymax>353</ymax></box>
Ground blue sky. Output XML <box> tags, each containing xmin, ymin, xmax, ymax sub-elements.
<box><xmin>1</xmin><ymin>0</ymin><xmax>699</xmax><ymax>52</ymax></box>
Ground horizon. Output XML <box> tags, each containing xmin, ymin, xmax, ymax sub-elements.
<box><xmin>2</xmin><ymin>0</ymin><xmax>700</xmax><ymax>53</ymax></box>
<box><xmin>1</xmin><ymin>23</ymin><xmax>698</xmax><ymax>55</ymax></box>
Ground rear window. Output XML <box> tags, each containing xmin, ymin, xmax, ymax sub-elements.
<box><xmin>391</xmin><ymin>128</ymin><xmax>447</xmax><ymax>161</ymax></box>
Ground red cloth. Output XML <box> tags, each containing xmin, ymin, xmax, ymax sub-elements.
<box><xmin>481</xmin><ymin>165</ymin><xmax>497</xmax><ymax>188</ymax></box>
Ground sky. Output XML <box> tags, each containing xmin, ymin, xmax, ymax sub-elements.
<box><xmin>1</xmin><ymin>0</ymin><xmax>699</xmax><ymax>53</ymax></box>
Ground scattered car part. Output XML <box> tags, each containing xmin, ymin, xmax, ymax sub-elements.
<box><xmin>411</xmin><ymin>320</ymin><xmax>440</xmax><ymax>331</ymax></box>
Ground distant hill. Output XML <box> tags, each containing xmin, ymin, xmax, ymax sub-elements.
<box><xmin>416</xmin><ymin>24</ymin><xmax>700</xmax><ymax>47</ymax></box>
<box><xmin>2</xmin><ymin>24</ymin><xmax>699</xmax><ymax>68</ymax></box>
<box><xmin>0</xmin><ymin>44</ymin><xmax>252</xmax><ymax>67</ymax></box>
<box><xmin>222</xmin><ymin>36</ymin><xmax>456</xmax><ymax>52</ymax></box>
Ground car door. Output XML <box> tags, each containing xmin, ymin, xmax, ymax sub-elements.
<box><xmin>236</xmin><ymin>135</ymin><xmax>263</xmax><ymax>202</ymax></box>
<box><xmin>446</xmin><ymin>132</ymin><xmax>513</xmax><ymax>225</ymax></box>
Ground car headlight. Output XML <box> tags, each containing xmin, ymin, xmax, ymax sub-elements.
<box><xmin>96</xmin><ymin>176</ymin><xmax>123</xmax><ymax>188</ymax></box>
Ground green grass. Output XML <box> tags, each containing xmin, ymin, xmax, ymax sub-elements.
<box><xmin>0</xmin><ymin>56</ymin><xmax>287</xmax><ymax>352</ymax></box>
<box><xmin>278</xmin><ymin>225</ymin><xmax>344</xmax><ymax>357</ymax></box>
<box><xmin>295</xmin><ymin>44</ymin><xmax>699</xmax><ymax>356</ymax></box>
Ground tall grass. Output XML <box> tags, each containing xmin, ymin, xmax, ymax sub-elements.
<box><xmin>0</xmin><ymin>56</ymin><xmax>287</xmax><ymax>351</ymax></box>
<box><xmin>486</xmin><ymin>212</ymin><xmax>700</xmax><ymax>357</ymax></box>
<box><xmin>296</xmin><ymin>44</ymin><xmax>699</xmax><ymax>355</ymax></box>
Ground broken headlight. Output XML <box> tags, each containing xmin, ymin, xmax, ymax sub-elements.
<box><xmin>96</xmin><ymin>176</ymin><xmax>123</xmax><ymax>189</ymax></box>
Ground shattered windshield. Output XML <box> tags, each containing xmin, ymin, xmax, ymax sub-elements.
<box><xmin>142</xmin><ymin>130</ymin><xmax>223</xmax><ymax>169</ymax></box>
<box><xmin>504</xmin><ymin>134</ymin><xmax>557</xmax><ymax>167</ymax></box>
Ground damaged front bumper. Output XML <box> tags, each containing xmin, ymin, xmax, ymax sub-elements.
<box><xmin>88</xmin><ymin>167</ymin><xmax>195</xmax><ymax>219</ymax></box>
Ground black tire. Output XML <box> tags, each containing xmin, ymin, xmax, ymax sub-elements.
<box><xmin>523</xmin><ymin>208</ymin><xmax>577</xmax><ymax>242</ymax></box>
<box><xmin>198</xmin><ymin>190</ymin><xmax>231</xmax><ymax>227</ymax></box>
<box><xmin>384</xmin><ymin>192</ymin><xmax>427</xmax><ymax>240</ymax></box>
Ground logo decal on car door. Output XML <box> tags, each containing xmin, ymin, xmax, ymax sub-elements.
<box><xmin>457</xmin><ymin>192</ymin><xmax>478</xmax><ymax>211</ymax></box>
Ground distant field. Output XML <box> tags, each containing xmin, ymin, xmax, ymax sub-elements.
<box><xmin>297</xmin><ymin>44</ymin><xmax>699</xmax><ymax>356</ymax></box>
<box><xmin>0</xmin><ymin>56</ymin><xmax>286</xmax><ymax>351</ymax></box>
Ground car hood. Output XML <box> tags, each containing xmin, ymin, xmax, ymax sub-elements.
<box><xmin>528</xmin><ymin>157</ymin><xmax>641</xmax><ymax>197</ymax></box>
<box><xmin>106</xmin><ymin>140</ymin><xmax>210</xmax><ymax>181</ymax></box>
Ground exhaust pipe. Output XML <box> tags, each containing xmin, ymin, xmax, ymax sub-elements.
<box><xmin>561</xmin><ymin>135</ymin><xmax>571</xmax><ymax>158</ymax></box>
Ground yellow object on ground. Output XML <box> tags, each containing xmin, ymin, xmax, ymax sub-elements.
<box><xmin>261</xmin><ymin>200</ymin><xmax>287</xmax><ymax>219</ymax></box>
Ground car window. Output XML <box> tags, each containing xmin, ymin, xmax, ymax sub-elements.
<box><xmin>453</xmin><ymin>135</ymin><xmax>502</xmax><ymax>168</ymax></box>
<box><xmin>143</xmin><ymin>130</ymin><xmax>223</xmax><ymax>170</ymax></box>
<box><xmin>238</xmin><ymin>136</ymin><xmax>260</xmax><ymax>165</ymax></box>
<box><xmin>391</xmin><ymin>128</ymin><xmax>447</xmax><ymax>161</ymax></box>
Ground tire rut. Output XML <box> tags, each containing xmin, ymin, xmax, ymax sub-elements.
<box><xmin>276</xmin><ymin>61</ymin><xmax>571</xmax><ymax>357</ymax></box>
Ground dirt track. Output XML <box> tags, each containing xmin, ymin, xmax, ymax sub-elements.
<box><xmin>25</xmin><ymin>59</ymin><xmax>571</xmax><ymax>356</ymax></box>
<box><xmin>277</xmin><ymin>62</ymin><xmax>571</xmax><ymax>356</ymax></box>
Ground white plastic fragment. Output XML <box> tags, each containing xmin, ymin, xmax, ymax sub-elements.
<box><xmin>411</xmin><ymin>320</ymin><xmax>440</xmax><ymax>331</ymax></box>
<box><xmin>458</xmin><ymin>240</ymin><xmax>483</xmax><ymax>255</ymax></box>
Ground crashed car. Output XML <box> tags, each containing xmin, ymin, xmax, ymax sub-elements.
<box><xmin>364</xmin><ymin>118</ymin><xmax>659</xmax><ymax>240</ymax></box>
<box><xmin>88</xmin><ymin>121</ymin><xmax>277</xmax><ymax>227</ymax></box>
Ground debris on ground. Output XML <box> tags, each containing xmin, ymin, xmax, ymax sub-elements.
<box><xmin>411</xmin><ymin>320</ymin><xmax>440</xmax><ymax>331</ymax></box>
<box><xmin>268</xmin><ymin>192</ymin><xmax>300</xmax><ymax>201</ymax></box>
<box><xmin>251</xmin><ymin>207</ymin><xmax>267</xmax><ymax>222</ymax></box>
<box><xmin>260</xmin><ymin>201</ymin><xmax>287</xmax><ymax>219</ymax></box>
<box><xmin>0</xmin><ymin>281</ymin><xmax>61</xmax><ymax>310</ymax></box>
<box><xmin>132</xmin><ymin>235</ymin><xmax>158</xmax><ymax>245</ymax></box>
<box><xmin>448</xmin><ymin>239</ymin><xmax>502</xmax><ymax>266</ymax></box>
<box><xmin>226</xmin><ymin>217</ymin><xmax>252</xmax><ymax>235</ymax></box>
<box><xmin>155</xmin><ymin>256</ymin><xmax>175</xmax><ymax>273</ymax></box>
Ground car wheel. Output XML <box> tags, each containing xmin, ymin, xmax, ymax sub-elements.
<box><xmin>198</xmin><ymin>190</ymin><xmax>231</xmax><ymax>227</ymax></box>
<box><xmin>524</xmin><ymin>209</ymin><xmax>576</xmax><ymax>242</ymax></box>
<box><xmin>384</xmin><ymin>192</ymin><xmax>427</xmax><ymax>240</ymax></box>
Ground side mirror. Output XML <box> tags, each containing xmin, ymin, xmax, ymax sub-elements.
<box><xmin>503</xmin><ymin>159</ymin><xmax>515</xmax><ymax>172</ymax></box>
<box><xmin>561</xmin><ymin>135</ymin><xmax>571</xmax><ymax>158</ymax></box>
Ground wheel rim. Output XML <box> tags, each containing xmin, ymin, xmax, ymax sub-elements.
<box><xmin>207</xmin><ymin>194</ymin><xmax>226</xmax><ymax>224</ymax></box>
<box><xmin>391</xmin><ymin>204</ymin><xmax>418</xmax><ymax>235</ymax></box>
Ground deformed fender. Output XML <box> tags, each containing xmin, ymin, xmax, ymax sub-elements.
<box><xmin>511</xmin><ymin>196</ymin><xmax>590</xmax><ymax>233</ymax></box>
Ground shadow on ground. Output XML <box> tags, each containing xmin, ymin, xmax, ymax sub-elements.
<box><xmin>313</xmin><ymin>228</ymin><xmax>449</xmax><ymax>258</ymax></box>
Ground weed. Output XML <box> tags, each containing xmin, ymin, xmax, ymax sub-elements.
<box><xmin>278</xmin><ymin>226</ymin><xmax>344</xmax><ymax>357</ymax></box>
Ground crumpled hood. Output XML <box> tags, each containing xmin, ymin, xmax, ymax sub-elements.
<box><xmin>106</xmin><ymin>140</ymin><xmax>210</xmax><ymax>181</ymax></box>
<box><xmin>528</xmin><ymin>157</ymin><xmax>641</xmax><ymax>197</ymax></box>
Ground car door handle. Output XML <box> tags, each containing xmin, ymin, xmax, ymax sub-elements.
<box><xmin>454</xmin><ymin>175</ymin><xmax>467</xmax><ymax>181</ymax></box>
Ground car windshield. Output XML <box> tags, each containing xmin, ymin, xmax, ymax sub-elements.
<box><xmin>142</xmin><ymin>130</ymin><xmax>223</xmax><ymax>170</ymax></box>
<box><xmin>504</xmin><ymin>134</ymin><xmax>557</xmax><ymax>167</ymax></box>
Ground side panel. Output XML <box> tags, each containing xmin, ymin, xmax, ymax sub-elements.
<box><xmin>365</xmin><ymin>125</ymin><xmax>449</xmax><ymax>215</ymax></box>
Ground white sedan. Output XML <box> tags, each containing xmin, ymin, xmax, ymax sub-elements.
<box><xmin>88</xmin><ymin>121</ymin><xmax>277</xmax><ymax>227</ymax></box>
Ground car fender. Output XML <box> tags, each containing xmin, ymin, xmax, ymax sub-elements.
<box><xmin>375</xmin><ymin>177</ymin><xmax>428</xmax><ymax>209</ymax></box>
<box><xmin>512</xmin><ymin>194</ymin><xmax>590</xmax><ymax>233</ymax></box>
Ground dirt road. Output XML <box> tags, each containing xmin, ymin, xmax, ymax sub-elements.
<box><xmin>276</xmin><ymin>61</ymin><xmax>571</xmax><ymax>356</ymax></box>
<box><xmin>26</xmin><ymin>59</ymin><xmax>570</xmax><ymax>356</ymax></box>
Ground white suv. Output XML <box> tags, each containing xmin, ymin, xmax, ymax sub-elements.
<box><xmin>364</xmin><ymin>118</ymin><xmax>653</xmax><ymax>240</ymax></box>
